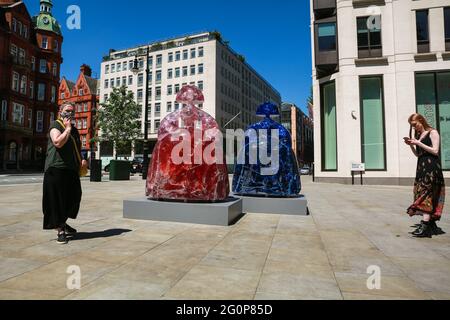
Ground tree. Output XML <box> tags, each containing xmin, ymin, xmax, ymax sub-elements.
<box><xmin>97</xmin><ymin>86</ymin><xmax>141</xmax><ymax>159</ymax></box>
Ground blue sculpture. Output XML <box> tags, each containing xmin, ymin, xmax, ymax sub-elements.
<box><xmin>232</xmin><ymin>102</ymin><xmax>301</xmax><ymax>197</ymax></box>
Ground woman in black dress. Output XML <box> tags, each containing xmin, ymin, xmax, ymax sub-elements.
<box><xmin>42</xmin><ymin>103</ymin><xmax>88</xmax><ymax>244</ymax></box>
<box><xmin>405</xmin><ymin>113</ymin><xmax>445</xmax><ymax>238</ymax></box>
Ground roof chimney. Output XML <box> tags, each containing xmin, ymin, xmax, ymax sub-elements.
<box><xmin>80</xmin><ymin>64</ymin><xmax>92</xmax><ymax>77</ymax></box>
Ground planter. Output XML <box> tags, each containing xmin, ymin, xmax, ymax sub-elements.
<box><xmin>109</xmin><ymin>160</ymin><xmax>131</xmax><ymax>181</ymax></box>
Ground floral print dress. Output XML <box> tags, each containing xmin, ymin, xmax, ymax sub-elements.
<box><xmin>407</xmin><ymin>131</ymin><xmax>445</xmax><ymax>221</ymax></box>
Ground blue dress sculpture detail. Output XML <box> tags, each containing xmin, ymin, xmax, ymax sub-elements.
<box><xmin>232</xmin><ymin>102</ymin><xmax>301</xmax><ymax>197</ymax></box>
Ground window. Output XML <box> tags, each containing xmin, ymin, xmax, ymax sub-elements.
<box><xmin>28</xmin><ymin>109</ymin><xmax>32</xmax><ymax>128</ymax></box>
<box><xmin>182</xmin><ymin>66</ymin><xmax>188</xmax><ymax>77</ymax></box>
<box><xmin>1</xmin><ymin>100</ymin><xmax>7</xmax><ymax>121</ymax></box>
<box><xmin>416</xmin><ymin>72</ymin><xmax>450</xmax><ymax>169</ymax></box>
<box><xmin>198</xmin><ymin>64</ymin><xmax>204</xmax><ymax>74</ymax></box>
<box><xmin>168</xmin><ymin>69</ymin><xmax>173</xmax><ymax>79</ymax></box>
<box><xmin>84</xmin><ymin>103</ymin><xmax>89</xmax><ymax>112</ymax></box>
<box><xmin>105</xmin><ymin>79</ymin><xmax>109</xmax><ymax>89</ymax></box>
<box><xmin>175</xmin><ymin>84</ymin><xmax>180</xmax><ymax>93</ymax></box>
<box><xmin>117</xmin><ymin>62</ymin><xmax>122</xmax><ymax>72</ymax></box>
<box><xmin>38</xmin><ymin>83</ymin><xmax>45</xmax><ymax>101</ymax></box>
<box><xmin>155</xmin><ymin>103</ymin><xmax>161</xmax><ymax>117</ymax></box>
<box><xmin>318</xmin><ymin>22</ymin><xmax>337</xmax><ymax>51</ymax></box>
<box><xmin>445</xmin><ymin>7</ymin><xmax>450</xmax><ymax>50</ymax></box>
<box><xmin>41</xmin><ymin>36</ymin><xmax>48</xmax><ymax>49</ymax></box>
<box><xmin>30</xmin><ymin>81</ymin><xmax>34</xmax><ymax>99</ymax></box>
<box><xmin>198</xmin><ymin>47</ymin><xmax>204</xmax><ymax>57</ymax></box>
<box><xmin>416</xmin><ymin>10</ymin><xmax>429</xmax><ymax>53</ymax></box>
<box><xmin>110</xmin><ymin>78</ymin><xmax>115</xmax><ymax>87</ymax></box>
<box><xmin>12</xmin><ymin>103</ymin><xmax>24</xmax><ymax>125</ymax></box>
<box><xmin>191</xmin><ymin>48</ymin><xmax>196</xmax><ymax>59</ymax></box>
<box><xmin>53</xmin><ymin>40</ymin><xmax>58</xmax><ymax>52</ymax></box>
<box><xmin>155</xmin><ymin>87</ymin><xmax>161</xmax><ymax>100</ymax></box>
<box><xmin>320</xmin><ymin>81</ymin><xmax>337</xmax><ymax>171</ymax></box>
<box><xmin>129</xmin><ymin>60</ymin><xmax>134</xmax><ymax>70</ymax></box>
<box><xmin>128</xmin><ymin>75</ymin><xmax>133</xmax><ymax>85</ymax></box>
<box><xmin>175</xmin><ymin>67</ymin><xmax>180</xmax><ymax>78</ymax></box>
<box><xmin>18</xmin><ymin>21</ymin><xmax>22</xmax><ymax>36</ymax></box>
<box><xmin>148</xmin><ymin>71</ymin><xmax>153</xmax><ymax>83</ymax></box>
<box><xmin>138</xmin><ymin>73</ymin><xmax>144</xmax><ymax>87</ymax></box>
<box><xmin>138</xmin><ymin>59</ymin><xmax>144</xmax><ymax>68</ymax></box>
<box><xmin>168</xmin><ymin>52</ymin><xmax>173</xmax><ymax>63</ymax></box>
<box><xmin>79</xmin><ymin>88</ymin><xmax>84</xmax><ymax>96</ymax></box>
<box><xmin>167</xmin><ymin>101</ymin><xmax>172</xmax><ymax>112</ymax></box>
<box><xmin>156</xmin><ymin>70</ymin><xmax>162</xmax><ymax>83</ymax></box>
<box><xmin>190</xmin><ymin>65</ymin><xmax>196</xmax><ymax>76</ymax></box>
<box><xmin>104</xmin><ymin>94</ymin><xmax>108</xmax><ymax>102</ymax></box>
<box><xmin>31</xmin><ymin>57</ymin><xmax>35</xmax><ymax>71</ymax></box>
<box><xmin>36</xmin><ymin>111</ymin><xmax>44</xmax><ymax>132</ymax></box>
<box><xmin>156</xmin><ymin>55</ymin><xmax>162</xmax><ymax>67</ymax></box>
<box><xmin>154</xmin><ymin>120</ymin><xmax>160</xmax><ymax>132</ymax></box>
<box><xmin>83</xmin><ymin>118</ymin><xmax>87</xmax><ymax>129</ymax></box>
<box><xmin>50</xmin><ymin>86</ymin><xmax>55</xmax><ymax>103</ymax></box>
<box><xmin>167</xmin><ymin>85</ymin><xmax>173</xmax><ymax>95</ymax></box>
<box><xmin>175</xmin><ymin>51</ymin><xmax>181</xmax><ymax>61</ymax></box>
<box><xmin>12</xmin><ymin>72</ymin><xmax>19</xmax><ymax>91</ymax></box>
<box><xmin>111</xmin><ymin>64</ymin><xmax>116</xmax><ymax>73</ymax></box>
<box><xmin>357</xmin><ymin>16</ymin><xmax>382</xmax><ymax>58</ymax></box>
<box><xmin>183</xmin><ymin>50</ymin><xmax>188</xmax><ymax>60</ymax></box>
<box><xmin>105</xmin><ymin>65</ymin><xmax>110</xmax><ymax>74</ymax></box>
<box><xmin>116</xmin><ymin>77</ymin><xmax>120</xmax><ymax>87</ymax></box>
<box><xmin>148</xmin><ymin>56</ymin><xmax>153</xmax><ymax>68</ymax></box>
<box><xmin>123</xmin><ymin>61</ymin><xmax>127</xmax><ymax>71</ymax></box>
<box><xmin>52</xmin><ymin>63</ymin><xmax>57</xmax><ymax>76</ymax></box>
<box><xmin>122</xmin><ymin>76</ymin><xmax>126</xmax><ymax>86</ymax></box>
<box><xmin>360</xmin><ymin>76</ymin><xmax>386</xmax><ymax>170</ymax></box>
<box><xmin>39</xmin><ymin>59</ymin><xmax>47</xmax><ymax>73</ymax></box>
<box><xmin>198</xmin><ymin>81</ymin><xmax>204</xmax><ymax>90</ymax></box>
<box><xmin>137</xmin><ymin>89</ymin><xmax>143</xmax><ymax>102</ymax></box>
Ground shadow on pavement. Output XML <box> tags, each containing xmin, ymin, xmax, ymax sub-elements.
<box><xmin>68</xmin><ymin>229</ymin><xmax>132</xmax><ymax>241</ymax></box>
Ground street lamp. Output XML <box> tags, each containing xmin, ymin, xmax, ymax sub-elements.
<box><xmin>132</xmin><ymin>47</ymin><xmax>150</xmax><ymax>180</ymax></box>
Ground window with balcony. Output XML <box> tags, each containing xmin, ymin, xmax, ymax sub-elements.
<box><xmin>318</xmin><ymin>22</ymin><xmax>336</xmax><ymax>51</ymax></box>
<box><xmin>416</xmin><ymin>10</ymin><xmax>429</xmax><ymax>53</ymax></box>
<box><xmin>357</xmin><ymin>16</ymin><xmax>382</xmax><ymax>58</ymax></box>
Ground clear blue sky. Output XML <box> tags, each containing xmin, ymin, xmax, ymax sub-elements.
<box><xmin>24</xmin><ymin>0</ymin><xmax>312</xmax><ymax>112</ymax></box>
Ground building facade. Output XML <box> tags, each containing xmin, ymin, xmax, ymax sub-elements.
<box><xmin>0</xmin><ymin>0</ymin><xmax>62</xmax><ymax>171</ymax></box>
<box><xmin>99</xmin><ymin>31</ymin><xmax>281</xmax><ymax>160</ymax></box>
<box><xmin>58</xmin><ymin>64</ymin><xmax>99</xmax><ymax>157</ymax></box>
<box><xmin>311</xmin><ymin>0</ymin><xmax>450</xmax><ymax>185</ymax></box>
<box><xmin>281</xmin><ymin>102</ymin><xmax>314</xmax><ymax>167</ymax></box>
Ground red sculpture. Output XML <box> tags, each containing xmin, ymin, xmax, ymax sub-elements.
<box><xmin>146</xmin><ymin>85</ymin><xmax>230</xmax><ymax>201</ymax></box>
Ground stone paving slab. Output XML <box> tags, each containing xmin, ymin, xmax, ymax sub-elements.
<box><xmin>0</xmin><ymin>176</ymin><xmax>449</xmax><ymax>300</ymax></box>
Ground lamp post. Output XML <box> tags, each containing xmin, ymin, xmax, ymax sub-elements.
<box><xmin>132</xmin><ymin>47</ymin><xmax>150</xmax><ymax>180</ymax></box>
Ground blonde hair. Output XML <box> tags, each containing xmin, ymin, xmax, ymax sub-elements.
<box><xmin>408</xmin><ymin>113</ymin><xmax>433</xmax><ymax>138</ymax></box>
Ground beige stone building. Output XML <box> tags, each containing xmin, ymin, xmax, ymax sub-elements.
<box><xmin>311</xmin><ymin>0</ymin><xmax>450</xmax><ymax>185</ymax></box>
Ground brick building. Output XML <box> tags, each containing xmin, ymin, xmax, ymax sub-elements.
<box><xmin>0</xmin><ymin>0</ymin><xmax>63</xmax><ymax>171</ymax></box>
<box><xmin>59</xmin><ymin>64</ymin><xmax>99</xmax><ymax>156</ymax></box>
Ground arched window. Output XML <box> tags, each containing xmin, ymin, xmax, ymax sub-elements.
<box><xmin>9</xmin><ymin>142</ymin><xmax>17</xmax><ymax>161</ymax></box>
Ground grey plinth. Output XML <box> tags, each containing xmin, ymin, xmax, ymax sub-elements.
<box><xmin>123</xmin><ymin>197</ymin><xmax>243</xmax><ymax>226</ymax></box>
<box><xmin>234</xmin><ymin>194</ymin><xmax>309</xmax><ymax>216</ymax></box>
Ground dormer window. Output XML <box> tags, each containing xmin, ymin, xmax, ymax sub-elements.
<box><xmin>79</xmin><ymin>89</ymin><xmax>84</xmax><ymax>96</ymax></box>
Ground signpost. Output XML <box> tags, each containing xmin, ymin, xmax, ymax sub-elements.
<box><xmin>351</xmin><ymin>163</ymin><xmax>365</xmax><ymax>185</ymax></box>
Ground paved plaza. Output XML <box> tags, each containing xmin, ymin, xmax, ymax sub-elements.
<box><xmin>0</xmin><ymin>176</ymin><xmax>449</xmax><ymax>300</ymax></box>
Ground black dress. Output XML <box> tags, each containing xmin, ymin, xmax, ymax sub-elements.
<box><xmin>42</xmin><ymin>121</ymin><xmax>82</xmax><ymax>230</ymax></box>
<box><xmin>407</xmin><ymin>131</ymin><xmax>445</xmax><ymax>221</ymax></box>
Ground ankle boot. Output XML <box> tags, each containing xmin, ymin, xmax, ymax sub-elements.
<box><xmin>413</xmin><ymin>221</ymin><xmax>432</xmax><ymax>238</ymax></box>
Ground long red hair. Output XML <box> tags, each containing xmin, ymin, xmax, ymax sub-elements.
<box><xmin>408</xmin><ymin>113</ymin><xmax>433</xmax><ymax>139</ymax></box>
